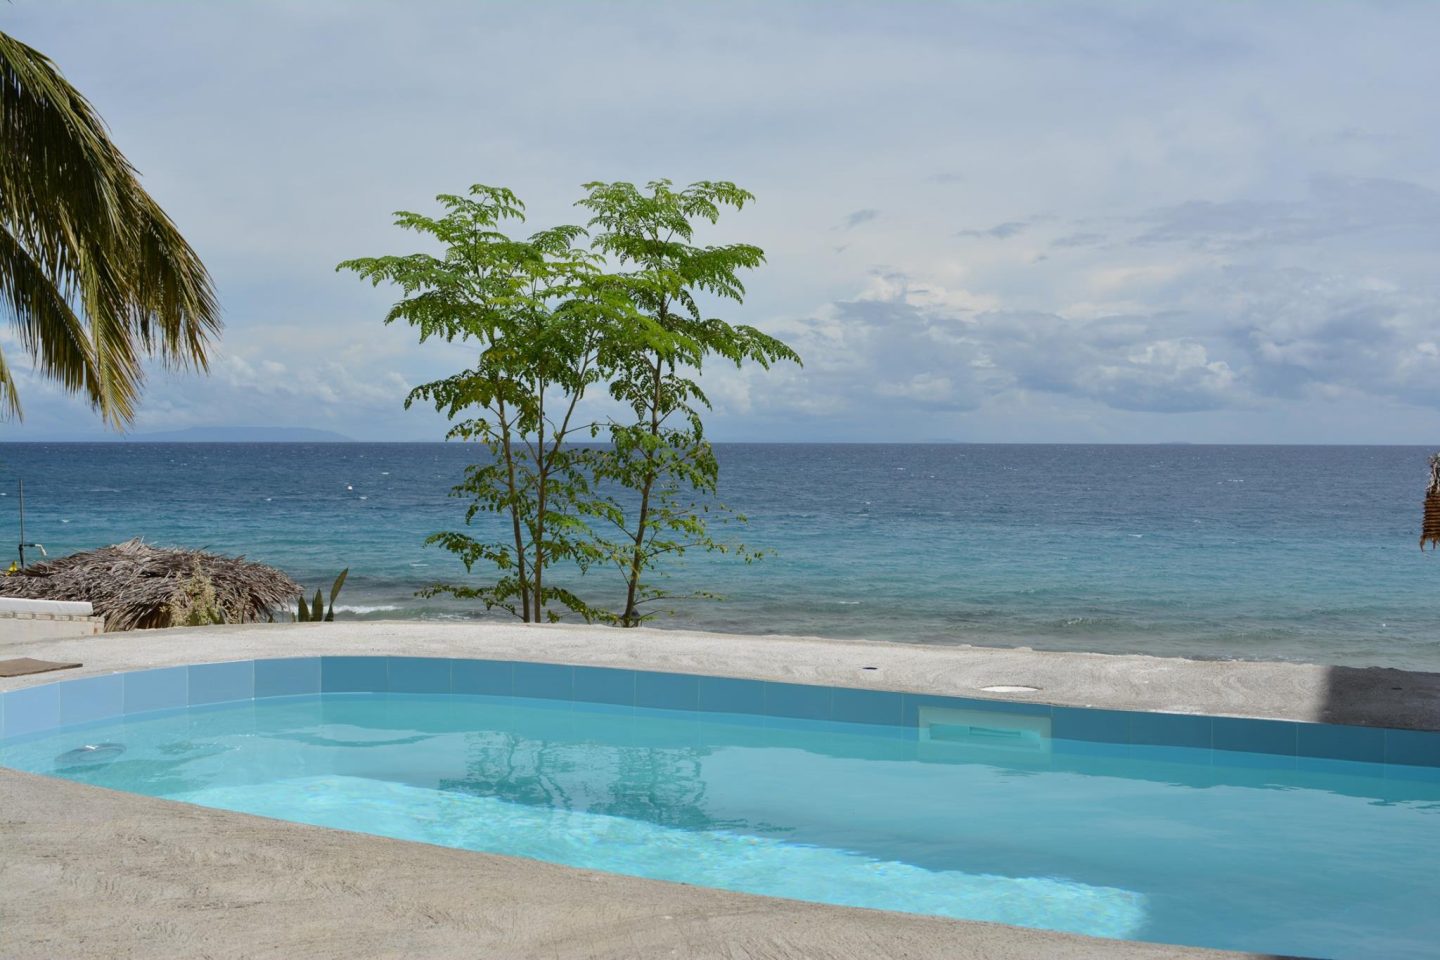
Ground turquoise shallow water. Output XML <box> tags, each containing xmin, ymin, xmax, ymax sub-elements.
<box><xmin>2</xmin><ymin>442</ymin><xmax>1440</xmax><ymax>669</ymax></box>
<box><xmin>3</xmin><ymin>692</ymin><xmax>1437</xmax><ymax>959</ymax></box>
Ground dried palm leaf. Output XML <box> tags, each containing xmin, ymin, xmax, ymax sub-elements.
<box><xmin>1422</xmin><ymin>454</ymin><xmax>1440</xmax><ymax>550</ymax></box>
<box><xmin>0</xmin><ymin>539</ymin><xmax>299</xmax><ymax>631</ymax></box>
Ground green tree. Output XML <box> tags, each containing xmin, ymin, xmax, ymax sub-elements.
<box><xmin>578</xmin><ymin>180</ymin><xmax>800</xmax><ymax>626</ymax></box>
<box><xmin>0</xmin><ymin>32</ymin><xmax>219</xmax><ymax>425</ymax></box>
<box><xmin>340</xmin><ymin>186</ymin><xmax>640</xmax><ymax>622</ymax></box>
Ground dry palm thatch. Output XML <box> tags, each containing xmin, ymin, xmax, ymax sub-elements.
<box><xmin>1423</xmin><ymin>454</ymin><xmax>1440</xmax><ymax>550</ymax></box>
<box><xmin>0</xmin><ymin>539</ymin><xmax>300</xmax><ymax>631</ymax></box>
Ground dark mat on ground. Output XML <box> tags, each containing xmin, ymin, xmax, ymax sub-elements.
<box><xmin>0</xmin><ymin>658</ymin><xmax>82</xmax><ymax>678</ymax></box>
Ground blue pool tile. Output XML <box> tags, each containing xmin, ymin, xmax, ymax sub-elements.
<box><xmin>1052</xmin><ymin>707</ymin><xmax>1129</xmax><ymax>743</ymax></box>
<box><xmin>1128</xmin><ymin>742</ymin><xmax>1214</xmax><ymax>767</ymax></box>
<box><xmin>255</xmin><ymin>658</ymin><xmax>321</xmax><ymax>698</ymax></box>
<box><xmin>1297</xmin><ymin>722</ymin><xmax>1386</xmax><ymax>763</ymax></box>
<box><xmin>635</xmin><ymin>671</ymin><xmax>699</xmax><ymax>711</ymax></box>
<box><xmin>124</xmin><ymin>666</ymin><xmax>188</xmax><ymax>714</ymax></box>
<box><xmin>452</xmin><ymin>659</ymin><xmax>512</xmax><ymax>696</ymax></box>
<box><xmin>189</xmin><ymin>661</ymin><xmax>254</xmax><ymax>706</ymax></box>
<box><xmin>4</xmin><ymin>683</ymin><xmax>61</xmax><ymax>737</ymax></box>
<box><xmin>1213</xmin><ymin>717</ymin><xmax>1297</xmax><ymax>757</ymax></box>
<box><xmin>697</xmin><ymin>676</ymin><xmax>765</xmax><ymax>716</ymax></box>
<box><xmin>59</xmin><ymin>675</ymin><xmax>124</xmax><ymax>726</ymax></box>
<box><xmin>320</xmin><ymin>656</ymin><xmax>388</xmax><ymax>693</ymax></box>
<box><xmin>573</xmin><ymin>667</ymin><xmax>635</xmax><ymax>706</ymax></box>
<box><xmin>513</xmin><ymin>662</ymin><xmax>572</xmax><ymax>700</ymax></box>
<box><xmin>1386</xmin><ymin>761</ymin><xmax>1440</xmax><ymax>783</ymax></box>
<box><xmin>1385</xmin><ymin>728</ymin><xmax>1440</xmax><ymax>768</ymax></box>
<box><xmin>1053</xmin><ymin>737</ymin><xmax>1133</xmax><ymax>760</ymax></box>
<box><xmin>1129</xmin><ymin>712</ymin><xmax>1212</xmax><ymax>749</ymax></box>
<box><xmin>764</xmin><ymin>682</ymin><xmax>831</xmax><ymax>721</ymax></box>
<box><xmin>572</xmin><ymin>699</ymin><xmax>635</xmax><ymax>719</ymax></box>
<box><xmin>1214</xmin><ymin>748</ymin><xmax>1298</xmax><ymax>772</ymax></box>
<box><xmin>388</xmin><ymin>657</ymin><xmax>453</xmax><ymax>694</ymax></box>
<box><xmin>900</xmin><ymin>693</ymin><xmax>946</xmax><ymax>726</ymax></box>
<box><xmin>831</xmin><ymin>688</ymin><xmax>902</xmax><ymax>726</ymax></box>
<box><xmin>1296</xmin><ymin>755</ymin><xmax>1387</xmax><ymax>779</ymax></box>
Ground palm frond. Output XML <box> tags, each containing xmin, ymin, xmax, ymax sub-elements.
<box><xmin>0</xmin><ymin>538</ymin><xmax>301</xmax><ymax>631</ymax></box>
<box><xmin>0</xmin><ymin>223</ymin><xmax>100</xmax><ymax>412</ymax></box>
<box><xmin>0</xmin><ymin>30</ymin><xmax>219</xmax><ymax>426</ymax></box>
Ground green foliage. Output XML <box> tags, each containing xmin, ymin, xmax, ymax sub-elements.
<box><xmin>577</xmin><ymin>180</ymin><xmax>801</xmax><ymax>625</ymax></box>
<box><xmin>0</xmin><ymin>32</ymin><xmax>219</xmax><ymax>426</ymax></box>
<box><xmin>168</xmin><ymin>563</ymin><xmax>225</xmax><ymax>627</ymax></box>
<box><xmin>341</xmin><ymin>180</ymin><xmax>799</xmax><ymax>627</ymax></box>
<box><xmin>297</xmin><ymin>568</ymin><xmax>348</xmax><ymax>622</ymax></box>
<box><xmin>339</xmin><ymin>188</ymin><xmax>636</xmax><ymax>623</ymax></box>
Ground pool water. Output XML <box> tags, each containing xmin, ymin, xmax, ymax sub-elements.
<box><xmin>3</xmin><ymin>692</ymin><xmax>1437</xmax><ymax>959</ymax></box>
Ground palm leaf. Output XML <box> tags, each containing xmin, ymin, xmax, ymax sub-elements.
<box><xmin>0</xmin><ymin>224</ymin><xmax>99</xmax><ymax>417</ymax></box>
<box><xmin>0</xmin><ymin>30</ymin><xmax>219</xmax><ymax>426</ymax></box>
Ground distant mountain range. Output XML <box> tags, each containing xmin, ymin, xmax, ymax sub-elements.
<box><xmin>121</xmin><ymin>426</ymin><xmax>356</xmax><ymax>443</ymax></box>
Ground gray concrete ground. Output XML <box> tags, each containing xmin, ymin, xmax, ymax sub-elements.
<box><xmin>5</xmin><ymin>620</ymin><xmax>1421</xmax><ymax>959</ymax></box>
<box><xmin>1</xmin><ymin>766</ymin><xmax>1274</xmax><ymax>960</ymax></box>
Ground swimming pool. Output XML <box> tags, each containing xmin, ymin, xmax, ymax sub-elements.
<box><xmin>2</xmin><ymin>656</ymin><xmax>1438</xmax><ymax>959</ymax></box>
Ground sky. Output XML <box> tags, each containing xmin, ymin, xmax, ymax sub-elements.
<box><xmin>4</xmin><ymin>0</ymin><xmax>1440</xmax><ymax>443</ymax></box>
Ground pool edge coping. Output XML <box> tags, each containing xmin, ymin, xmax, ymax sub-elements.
<box><xmin>3</xmin><ymin>619</ymin><xmax>1438</xmax><ymax>731</ymax></box>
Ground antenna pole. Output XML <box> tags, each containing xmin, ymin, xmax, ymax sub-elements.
<box><xmin>17</xmin><ymin>479</ymin><xmax>24</xmax><ymax>569</ymax></box>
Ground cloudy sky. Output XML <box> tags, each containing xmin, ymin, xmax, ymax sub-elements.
<box><xmin>5</xmin><ymin>0</ymin><xmax>1440</xmax><ymax>442</ymax></box>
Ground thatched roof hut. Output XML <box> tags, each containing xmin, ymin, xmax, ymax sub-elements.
<box><xmin>0</xmin><ymin>539</ymin><xmax>301</xmax><ymax>631</ymax></box>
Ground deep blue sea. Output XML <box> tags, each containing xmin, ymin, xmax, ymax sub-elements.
<box><xmin>2</xmin><ymin>443</ymin><xmax>1438</xmax><ymax>672</ymax></box>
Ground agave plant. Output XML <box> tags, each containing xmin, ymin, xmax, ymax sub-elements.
<box><xmin>297</xmin><ymin>569</ymin><xmax>349</xmax><ymax>622</ymax></box>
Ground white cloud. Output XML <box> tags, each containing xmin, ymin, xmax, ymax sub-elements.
<box><xmin>3</xmin><ymin>1</ymin><xmax>1440</xmax><ymax>441</ymax></box>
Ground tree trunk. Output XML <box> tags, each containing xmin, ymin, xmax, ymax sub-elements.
<box><xmin>622</xmin><ymin>352</ymin><xmax>663</xmax><ymax>626</ymax></box>
<box><xmin>496</xmin><ymin>396</ymin><xmax>530</xmax><ymax>622</ymax></box>
<box><xmin>534</xmin><ymin>379</ymin><xmax>547</xmax><ymax>622</ymax></box>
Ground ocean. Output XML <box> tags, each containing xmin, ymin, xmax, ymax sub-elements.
<box><xmin>2</xmin><ymin>443</ymin><xmax>1437</xmax><ymax>672</ymax></box>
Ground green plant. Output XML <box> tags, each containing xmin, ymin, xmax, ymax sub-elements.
<box><xmin>297</xmin><ymin>568</ymin><xmax>348</xmax><ymax>622</ymax></box>
<box><xmin>0</xmin><ymin>31</ymin><xmax>219</xmax><ymax>425</ymax></box>
<box><xmin>168</xmin><ymin>562</ymin><xmax>225</xmax><ymax>627</ymax></box>
<box><xmin>339</xmin><ymin>187</ymin><xmax>641</xmax><ymax>623</ymax></box>
<box><xmin>577</xmin><ymin>180</ymin><xmax>800</xmax><ymax>625</ymax></box>
<box><xmin>341</xmin><ymin>180</ymin><xmax>798</xmax><ymax>628</ymax></box>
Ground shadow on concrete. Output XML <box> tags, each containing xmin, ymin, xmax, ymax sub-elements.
<box><xmin>1320</xmin><ymin>663</ymin><xmax>1440</xmax><ymax>730</ymax></box>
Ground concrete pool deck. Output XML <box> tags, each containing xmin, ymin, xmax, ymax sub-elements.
<box><xmin>7</xmin><ymin>620</ymin><xmax>1434</xmax><ymax>959</ymax></box>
